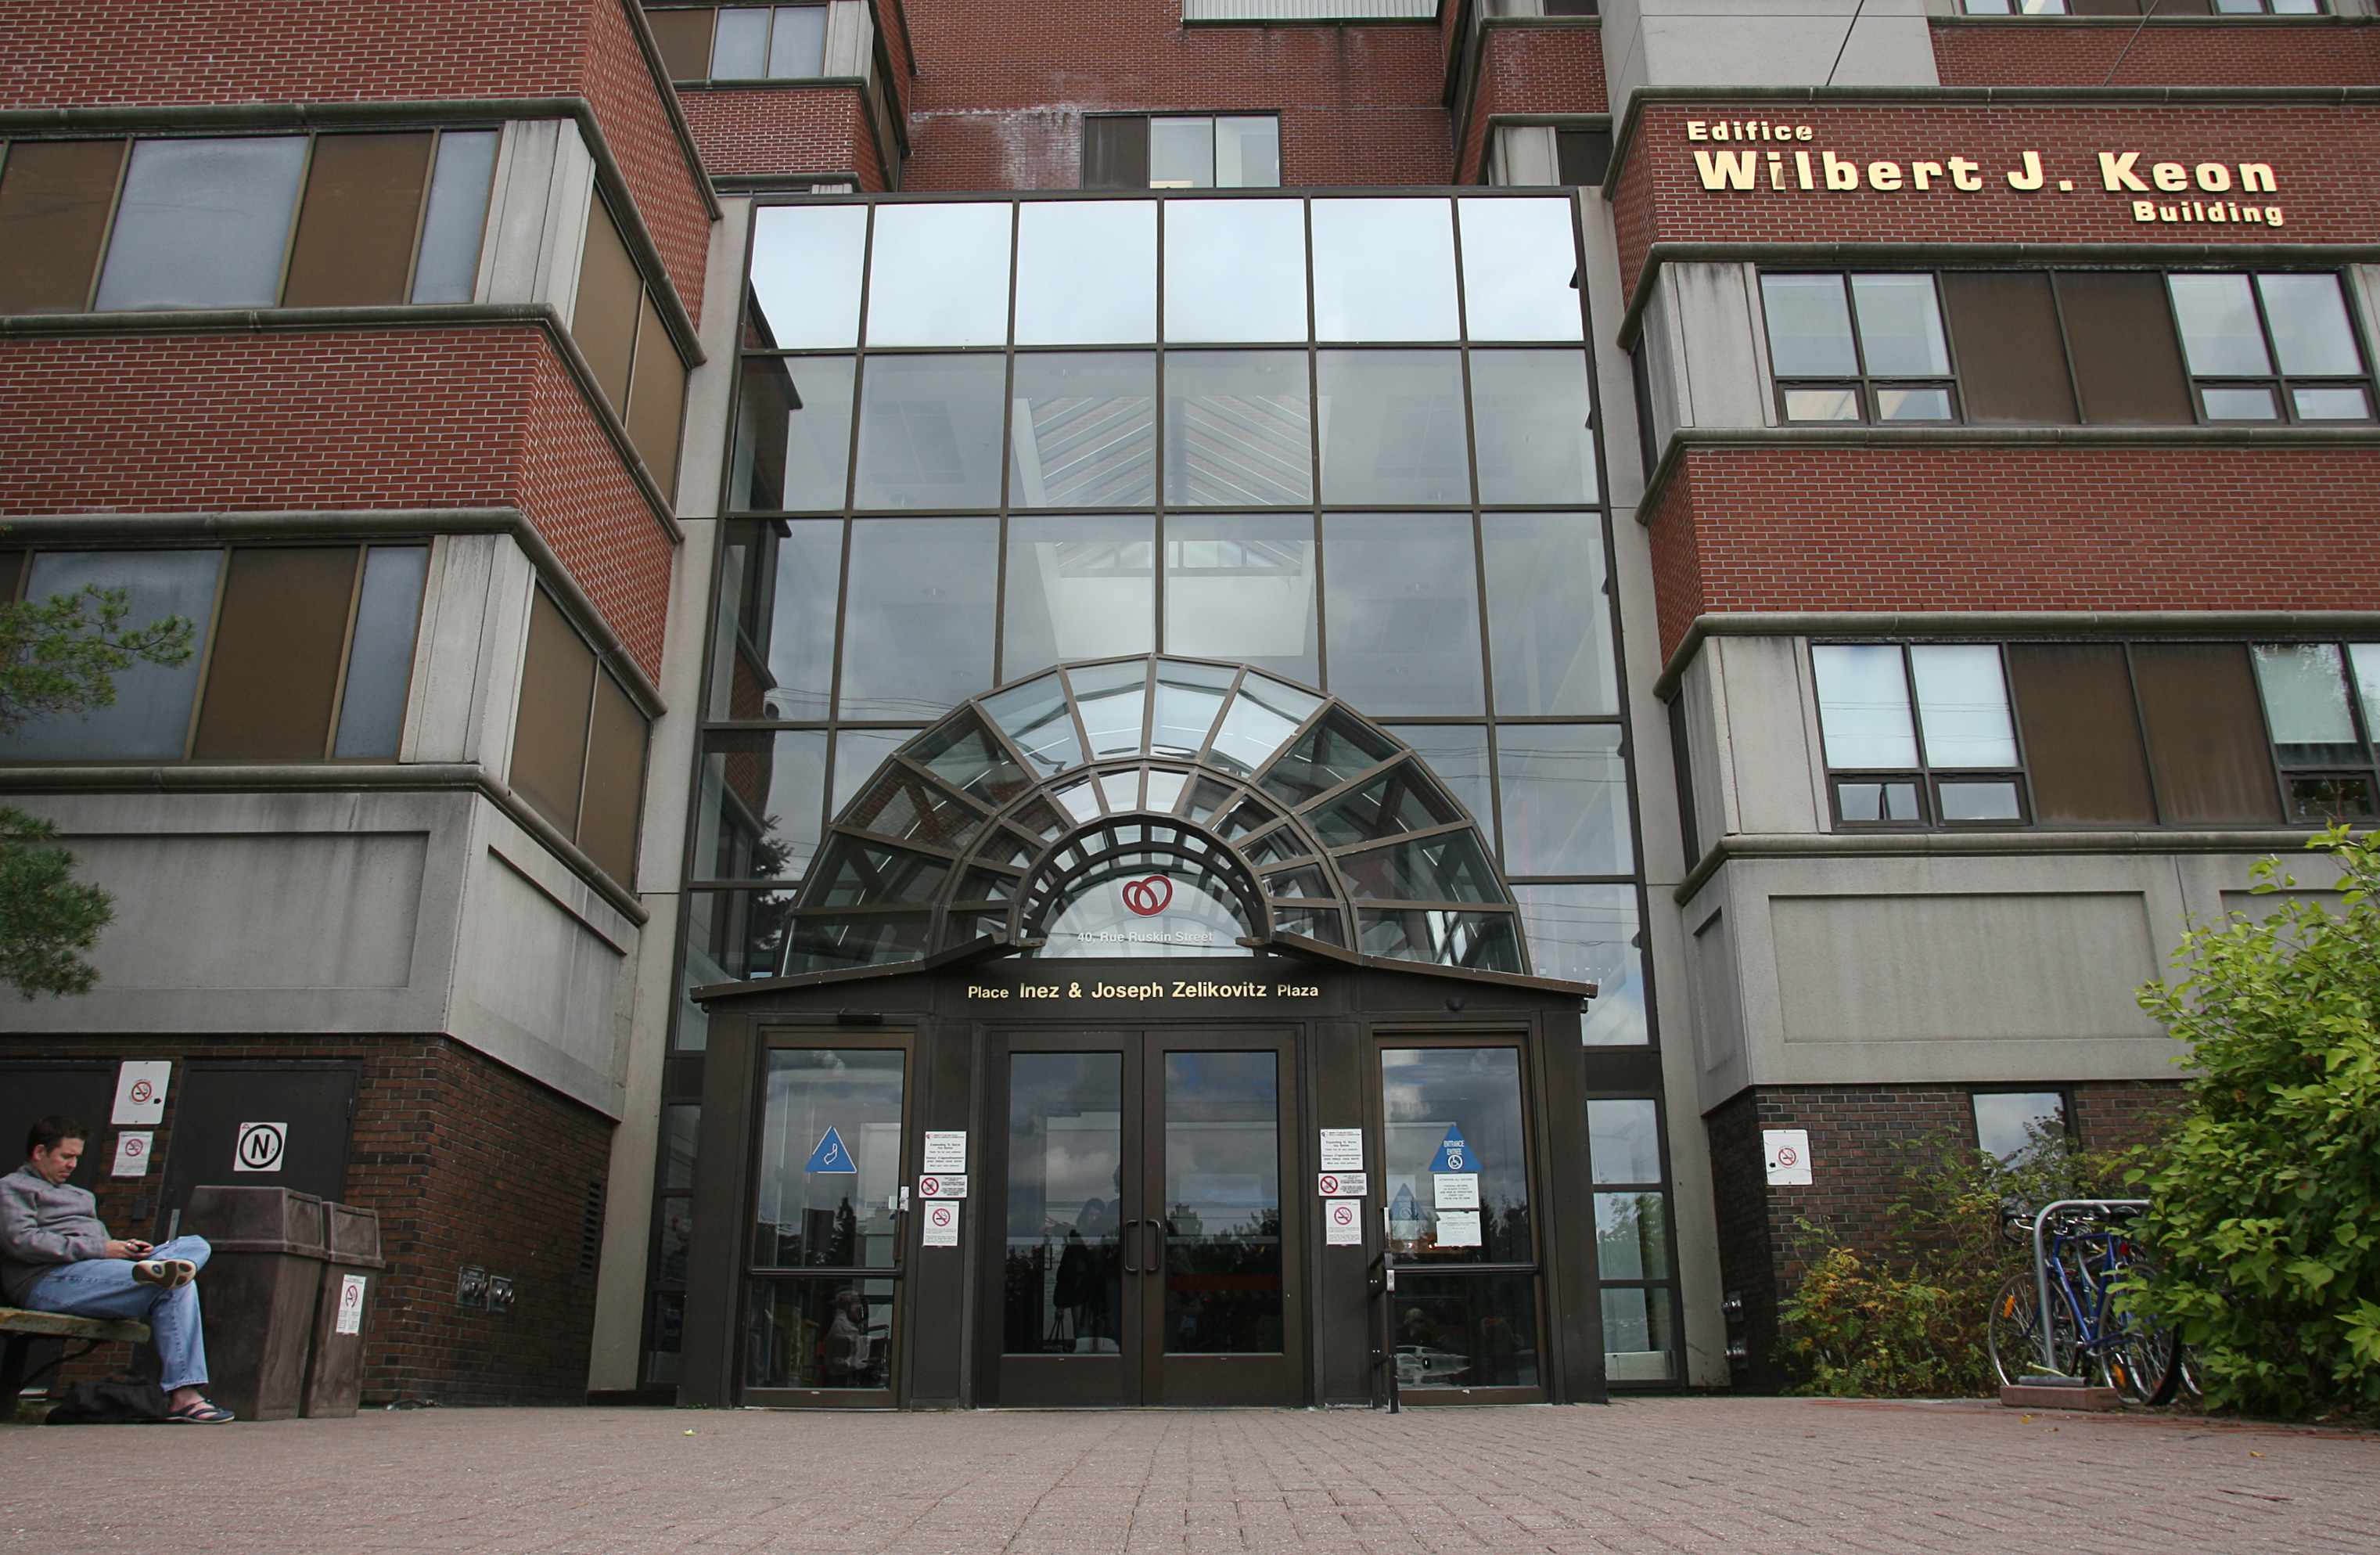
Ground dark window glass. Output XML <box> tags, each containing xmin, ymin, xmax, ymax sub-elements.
<box><xmin>2054</xmin><ymin>272</ymin><xmax>2194</xmax><ymax>424</ymax></box>
<box><xmin>1381</xmin><ymin>1046</ymin><xmax>1532</xmax><ymax>1263</ymax></box>
<box><xmin>733</xmin><ymin>355</ymin><xmax>854</xmax><ymax>512</ymax></box>
<box><xmin>1938</xmin><ymin>272</ymin><xmax>2076</xmax><ymax>424</ymax></box>
<box><xmin>580</xmin><ymin>669</ymin><xmax>650</xmax><ymax>883</ymax></box>
<box><xmin>191</xmin><ymin>547</ymin><xmax>358</xmax><ymax>761</ymax></box>
<box><xmin>678</xmin><ymin>886</ymin><xmax>795</xmax><ymax>1046</ymax></box>
<box><xmin>1163</xmin><ymin>516</ymin><xmax>1318</xmax><ymax>686</ymax></box>
<box><xmin>0</xmin><ymin>139</ymin><xmax>126</xmax><ymax>314</ymax></box>
<box><xmin>695</xmin><ymin>729</ymin><xmax>829</xmax><ymax>881</ymax></box>
<box><xmin>1555</xmin><ymin>128</ymin><xmax>1611</xmax><ymax>187</ymax></box>
<box><xmin>1317</xmin><ymin>350</ymin><xmax>1470</xmax><ymax>505</ymax></box>
<box><xmin>851</xmin><ymin>354</ymin><xmax>1007</xmax><ymax>509</ymax></box>
<box><xmin>627</xmin><ymin>293</ymin><xmax>687</xmax><ymax>494</ymax></box>
<box><xmin>1164</xmin><ymin>351</ymin><xmax>1314</xmax><ymax>506</ymax></box>
<box><xmin>748</xmin><ymin>1274</ymin><xmax>899</xmax><ymax>1387</ymax></box>
<box><xmin>1005</xmin><ymin>1052</ymin><xmax>1126</xmax><ymax>1355</ymax></box>
<box><xmin>1469</xmin><ymin>351</ymin><xmax>1596</xmax><ymax>505</ymax></box>
<box><xmin>94</xmin><ymin>136</ymin><xmax>308</xmax><ymax>311</ymax></box>
<box><xmin>512</xmin><ymin>589</ymin><xmax>598</xmax><ymax>834</ymax></box>
<box><xmin>1009</xmin><ymin>352</ymin><xmax>1156</xmax><ymax>509</ymax></box>
<box><xmin>575</xmin><ymin>199</ymin><xmax>644</xmax><ymax>415</ymax></box>
<box><xmin>1163</xmin><ymin>1050</ymin><xmax>1283</xmax><ymax>1353</ymax></box>
<box><xmin>646</xmin><ymin>7</ymin><xmax>717</xmax><ymax>79</ymax></box>
<box><xmin>2130</xmin><ymin>643</ymin><xmax>2283</xmax><ymax>824</ymax></box>
<box><xmin>713</xmin><ymin>520</ymin><xmax>840</xmax><ymax>721</ymax></box>
<box><xmin>750</xmin><ymin>1046</ymin><xmax>904</xmax><ymax>1269</ymax></box>
<box><xmin>281</xmin><ymin>133</ymin><xmax>433</xmax><ymax>308</ymax></box>
<box><xmin>837</xmin><ymin>517</ymin><xmax>997</xmax><ymax>718</ymax></box>
<box><xmin>1320</xmin><ymin>513</ymin><xmax>1484</xmax><ymax>716</ymax></box>
<box><xmin>1393</xmin><ymin>1271</ymin><xmax>1540</xmax><ymax>1388</ymax></box>
<box><xmin>1481</xmin><ymin>512</ymin><xmax>1617</xmax><ymax>715</ymax></box>
<box><xmin>1081</xmin><ymin>115</ymin><xmax>1151</xmax><ymax>191</ymax></box>
<box><xmin>2005</xmin><ymin>643</ymin><xmax>2152</xmax><ymax>824</ymax></box>
<box><xmin>1497</xmin><ymin>724</ymin><xmax>1632</xmax><ymax>875</ymax></box>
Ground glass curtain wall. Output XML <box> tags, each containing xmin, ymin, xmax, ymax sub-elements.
<box><xmin>681</xmin><ymin>193</ymin><xmax>1649</xmax><ymax>1049</ymax></box>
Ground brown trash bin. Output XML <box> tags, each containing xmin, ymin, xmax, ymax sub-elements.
<box><xmin>183</xmin><ymin>1186</ymin><xmax>328</xmax><ymax>1422</ymax></box>
<box><xmin>301</xmin><ymin>1202</ymin><xmax>385</xmax><ymax>1417</ymax></box>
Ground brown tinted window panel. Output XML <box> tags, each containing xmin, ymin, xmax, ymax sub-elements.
<box><xmin>575</xmin><ymin>199</ymin><xmax>645</xmax><ymax>414</ymax></box>
<box><xmin>578</xmin><ymin>669</ymin><xmax>650</xmax><ymax>883</ymax></box>
<box><xmin>0</xmin><ymin>139</ymin><xmax>126</xmax><ymax>314</ymax></box>
<box><xmin>2130</xmin><ymin>643</ymin><xmax>2284</xmax><ymax>825</ymax></box>
<box><xmin>1940</xmin><ymin>272</ymin><xmax>2076</xmax><ymax>424</ymax></box>
<box><xmin>2055</xmin><ymin>272</ymin><xmax>2195</xmax><ymax>425</ymax></box>
<box><xmin>280</xmin><ymin>133</ymin><xmax>434</xmax><ymax>308</ymax></box>
<box><xmin>191</xmin><ymin>547</ymin><xmax>359</xmax><ymax>761</ymax></box>
<box><xmin>1081</xmin><ymin>116</ymin><xmax>1149</xmax><ymax>191</ymax></box>
<box><xmin>1555</xmin><ymin>128</ymin><xmax>1612</xmax><ymax>188</ymax></box>
<box><xmin>627</xmin><ymin>293</ymin><xmax>688</xmax><ymax>497</ymax></box>
<box><xmin>512</xmin><ymin>589</ymin><xmax>597</xmax><ymax>833</ymax></box>
<box><xmin>2005</xmin><ymin>643</ymin><xmax>2153</xmax><ymax>824</ymax></box>
<box><xmin>0</xmin><ymin>549</ymin><xmax>24</xmax><ymax>603</ymax></box>
<box><xmin>645</xmin><ymin>7</ymin><xmax>717</xmax><ymax>79</ymax></box>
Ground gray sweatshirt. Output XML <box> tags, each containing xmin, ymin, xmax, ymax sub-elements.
<box><xmin>0</xmin><ymin>1163</ymin><xmax>110</xmax><ymax>1305</ymax></box>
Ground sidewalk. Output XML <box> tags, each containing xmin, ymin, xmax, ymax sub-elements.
<box><xmin>4</xmin><ymin>1396</ymin><xmax>2373</xmax><ymax>1553</ymax></box>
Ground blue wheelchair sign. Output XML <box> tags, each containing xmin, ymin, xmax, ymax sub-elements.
<box><xmin>1429</xmin><ymin>1125</ymin><xmax>1471</xmax><ymax>1173</ymax></box>
<box><xmin>805</xmin><ymin>1126</ymin><xmax>858</xmax><ymax>1173</ymax></box>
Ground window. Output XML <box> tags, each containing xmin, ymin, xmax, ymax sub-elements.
<box><xmin>644</xmin><ymin>5</ymin><xmax>829</xmax><ymax>81</ymax></box>
<box><xmin>1812</xmin><ymin>643</ymin><xmax>2025</xmax><ymax>826</ymax></box>
<box><xmin>1181</xmin><ymin>0</ymin><xmax>1436</xmax><ymax>16</ymax></box>
<box><xmin>1815</xmin><ymin>637</ymin><xmax>2380</xmax><ymax>832</ymax></box>
<box><xmin>0</xmin><ymin>545</ymin><xmax>427</xmax><ymax>763</ymax></box>
<box><xmin>1082</xmin><ymin>116</ymin><xmax>1280</xmax><ymax>190</ymax></box>
<box><xmin>1960</xmin><ymin>0</ymin><xmax>2321</xmax><ymax>13</ymax></box>
<box><xmin>1762</xmin><ymin>268</ymin><xmax>2375</xmax><ymax>427</ymax></box>
<box><xmin>1760</xmin><ymin>273</ymin><xmax>1954</xmax><ymax>423</ymax></box>
<box><xmin>1586</xmin><ymin>1097</ymin><xmax>1679</xmax><ymax>1383</ymax></box>
<box><xmin>576</xmin><ymin>198</ymin><xmax>690</xmax><ymax>494</ymax></box>
<box><xmin>512</xmin><ymin>589</ymin><xmax>652</xmax><ymax>883</ymax></box>
<box><xmin>1972</xmin><ymin>1092</ymin><xmax>2066</xmax><ymax>1164</ymax></box>
<box><xmin>0</xmin><ymin>130</ymin><xmax>497</xmax><ymax>315</ymax></box>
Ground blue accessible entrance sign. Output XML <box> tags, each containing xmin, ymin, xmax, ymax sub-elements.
<box><xmin>1429</xmin><ymin>1125</ymin><xmax>1471</xmax><ymax>1173</ymax></box>
<box><xmin>806</xmin><ymin>1126</ymin><xmax>857</xmax><ymax>1172</ymax></box>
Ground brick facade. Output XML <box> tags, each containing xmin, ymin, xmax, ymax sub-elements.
<box><xmin>0</xmin><ymin>329</ymin><xmax>675</xmax><ymax>678</ymax></box>
<box><xmin>1707</xmin><ymin>1080</ymin><xmax>2188</xmax><ymax>1392</ymax></box>
<box><xmin>15</xmin><ymin>1033</ymin><xmax>614</xmax><ymax>1406</ymax></box>
<box><xmin>1645</xmin><ymin>445</ymin><xmax>2380</xmax><ymax>663</ymax></box>
<box><xmin>680</xmin><ymin>85</ymin><xmax>893</xmax><ymax>187</ymax></box>
<box><xmin>1455</xmin><ymin>23</ymin><xmax>1609</xmax><ymax>185</ymax></box>
<box><xmin>1932</xmin><ymin>20</ymin><xmax>2380</xmax><ymax>90</ymax></box>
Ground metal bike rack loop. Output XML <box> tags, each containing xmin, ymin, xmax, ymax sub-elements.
<box><xmin>2030</xmin><ymin>1198</ymin><xmax>2152</xmax><ymax>1378</ymax></box>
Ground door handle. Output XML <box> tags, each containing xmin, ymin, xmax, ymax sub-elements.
<box><xmin>1120</xmin><ymin>1219</ymin><xmax>1141</xmax><ymax>1276</ymax></box>
<box><xmin>1142</xmin><ymin>1218</ymin><xmax>1165</xmax><ymax>1275</ymax></box>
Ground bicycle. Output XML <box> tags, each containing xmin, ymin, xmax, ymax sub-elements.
<box><xmin>1986</xmin><ymin>1201</ymin><xmax>2180</xmax><ymax>1406</ymax></box>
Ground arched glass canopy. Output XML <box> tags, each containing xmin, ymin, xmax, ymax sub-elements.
<box><xmin>779</xmin><ymin>657</ymin><xmax>1527</xmax><ymax>977</ymax></box>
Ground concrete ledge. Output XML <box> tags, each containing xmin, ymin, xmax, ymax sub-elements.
<box><xmin>2001</xmin><ymin>1382</ymin><xmax>2121</xmax><ymax>1410</ymax></box>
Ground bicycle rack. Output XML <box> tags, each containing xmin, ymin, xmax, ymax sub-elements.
<box><xmin>2029</xmin><ymin>1198</ymin><xmax>2151</xmax><ymax>1380</ymax></box>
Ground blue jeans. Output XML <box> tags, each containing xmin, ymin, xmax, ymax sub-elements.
<box><xmin>23</xmin><ymin>1234</ymin><xmax>212</xmax><ymax>1392</ymax></box>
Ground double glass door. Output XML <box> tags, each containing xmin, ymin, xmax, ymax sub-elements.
<box><xmin>992</xmin><ymin>1028</ymin><xmax>1302</xmax><ymax>1406</ymax></box>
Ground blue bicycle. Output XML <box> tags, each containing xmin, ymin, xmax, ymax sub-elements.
<box><xmin>1987</xmin><ymin>1201</ymin><xmax>2181</xmax><ymax>1405</ymax></box>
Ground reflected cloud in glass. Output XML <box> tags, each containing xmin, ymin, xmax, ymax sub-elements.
<box><xmin>1320</xmin><ymin>513</ymin><xmax>1484</xmax><ymax>716</ymax></box>
<box><xmin>1469</xmin><ymin>350</ymin><xmax>1596</xmax><ymax>505</ymax></box>
<box><xmin>1310</xmin><ymin>198</ymin><xmax>1458</xmax><ymax>342</ymax></box>
<box><xmin>1004</xmin><ymin>515</ymin><xmax>1155</xmax><ymax>679</ymax></box>
<box><xmin>853</xmin><ymin>354</ymin><xmax>1006</xmax><ymax>509</ymax></box>
<box><xmin>865</xmin><ymin>203</ymin><xmax>1012</xmax><ymax>347</ymax></box>
<box><xmin>1457</xmin><ymin>199</ymin><xmax>1585</xmax><ymax>342</ymax></box>
<box><xmin>836</xmin><ymin>518</ymin><xmax>997</xmax><ymax>718</ymax></box>
<box><xmin>749</xmin><ymin>204</ymin><xmax>866</xmax><ymax>348</ymax></box>
<box><xmin>1015</xmin><ymin>200</ymin><xmax>1156</xmax><ymax>345</ymax></box>
<box><xmin>1317</xmin><ymin>350</ymin><xmax>1470</xmax><ymax>506</ymax></box>
<box><xmin>1163</xmin><ymin>200</ymin><xmax>1307</xmax><ymax>344</ymax></box>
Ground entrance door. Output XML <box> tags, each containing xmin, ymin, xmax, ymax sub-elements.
<box><xmin>990</xmin><ymin>1028</ymin><xmax>1302</xmax><ymax>1406</ymax></box>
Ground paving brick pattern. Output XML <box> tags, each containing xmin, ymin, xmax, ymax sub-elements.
<box><xmin>3</xmin><ymin>1398</ymin><xmax>2373</xmax><ymax>1552</ymax></box>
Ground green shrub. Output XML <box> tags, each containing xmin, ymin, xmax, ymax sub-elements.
<box><xmin>2130</xmin><ymin>825</ymin><xmax>2380</xmax><ymax>1419</ymax></box>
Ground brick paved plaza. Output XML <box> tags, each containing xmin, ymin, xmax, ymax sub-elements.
<box><xmin>3</xmin><ymin>1398</ymin><xmax>2373</xmax><ymax>1553</ymax></box>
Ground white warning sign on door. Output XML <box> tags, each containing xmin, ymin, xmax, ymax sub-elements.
<box><xmin>922</xmin><ymin>1200</ymin><xmax>960</xmax><ymax>1247</ymax></box>
<box><xmin>334</xmin><ymin>1274</ymin><xmax>369</xmax><ymax>1335</ymax></box>
<box><xmin>1325</xmin><ymin>1199</ymin><xmax>1363</xmax><ymax>1246</ymax></box>
<box><xmin>111</xmin><ymin>1132</ymin><xmax>153</xmax><ymax>1179</ymax></box>
<box><xmin>234</xmin><ymin>1121</ymin><xmax>288</xmax><ymax>1172</ymax></box>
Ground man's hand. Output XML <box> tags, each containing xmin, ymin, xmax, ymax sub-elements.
<box><xmin>106</xmin><ymin>1239</ymin><xmax>152</xmax><ymax>1259</ymax></box>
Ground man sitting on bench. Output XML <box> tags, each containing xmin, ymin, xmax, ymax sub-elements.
<box><xmin>0</xmin><ymin>1115</ymin><xmax>232</xmax><ymax>1423</ymax></box>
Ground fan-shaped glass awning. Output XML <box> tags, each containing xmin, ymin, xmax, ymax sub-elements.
<box><xmin>777</xmin><ymin>656</ymin><xmax>1527</xmax><ymax>978</ymax></box>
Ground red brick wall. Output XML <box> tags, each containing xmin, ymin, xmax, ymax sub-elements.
<box><xmin>1610</xmin><ymin>100</ymin><xmax>2379</xmax><ymax>300</ymax></box>
<box><xmin>13</xmin><ymin>1033</ymin><xmax>614</xmax><ymax>1407</ymax></box>
<box><xmin>1647</xmin><ymin>445</ymin><xmax>2380</xmax><ymax>663</ymax></box>
<box><xmin>899</xmin><ymin>0</ymin><xmax>1451</xmax><ymax>189</ymax></box>
<box><xmin>1932</xmin><ymin>20</ymin><xmax>2380</xmax><ymax>89</ymax></box>
<box><xmin>0</xmin><ymin>329</ymin><xmax>671</xmax><ymax>677</ymax></box>
<box><xmin>1456</xmin><ymin>23</ymin><xmax>1608</xmax><ymax>185</ymax></box>
<box><xmin>681</xmin><ymin>85</ymin><xmax>891</xmax><ymax>187</ymax></box>
<box><xmin>0</xmin><ymin>0</ymin><xmax>712</xmax><ymax>324</ymax></box>
<box><xmin>1706</xmin><ymin>1079</ymin><xmax>2185</xmax><ymax>1391</ymax></box>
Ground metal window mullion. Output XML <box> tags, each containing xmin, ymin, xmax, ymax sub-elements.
<box><xmin>318</xmin><ymin>545</ymin><xmax>370</xmax><ymax>760</ymax></box>
<box><xmin>178</xmin><ymin>547</ymin><xmax>235</xmax><ymax>760</ymax></box>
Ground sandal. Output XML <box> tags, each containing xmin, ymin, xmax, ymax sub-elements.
<box><xmin>165</xmin><ymin>1398</ymin><xmax>235</xmax><ymax>1424</ymax></box>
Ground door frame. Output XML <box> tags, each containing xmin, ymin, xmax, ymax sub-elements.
<box><xmin>974</xmin><ymin>1020</ymin><xmax>1310</xmax><ymax>1408</ymax></box>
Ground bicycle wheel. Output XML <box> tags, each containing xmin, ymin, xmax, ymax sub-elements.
<box><xmin>1988</xmin><ymin>1274</ymin><xmax>2060</xmax><ymax>1386</ymax></box>
<box><xmin>2103</xmin><ymin>1262</ymin><xmax>2181</xmax><ymax>1406</ymax></box>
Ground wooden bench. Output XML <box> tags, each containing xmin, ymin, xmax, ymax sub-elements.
<box><xmin>2</xmin><ymin>1307</ymin><xmax>151</xmax><ymax>1402</ymax></box>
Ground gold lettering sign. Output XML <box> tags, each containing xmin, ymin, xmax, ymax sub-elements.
<box><xmin>965</xmin><ymin>980</ymin><xmax>1322</xmax><ymax>1001</ymax></box>
<box><xmin>1680</xmin><ymin>124</ymin><xmax>2288</xmax><ymax>229</ymax></box>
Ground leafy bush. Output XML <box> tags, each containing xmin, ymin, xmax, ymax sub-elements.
<box><xmin>1778</xmin><ymin>1126</ymin><xmax>2133</xmax><ymax>1398</ymax></box>
<box><xmin>2130</xmin><ymin>826</ymin><xmax>2380</xmax><ymax>1419</ymax></box>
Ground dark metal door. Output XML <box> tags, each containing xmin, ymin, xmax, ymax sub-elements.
<box><xmin>155</xmin><ymin>1064</ymin><xmax>358</xmax><ymax>1233</ymax></box>
<box><xmin>0</xmin><ymin>1064</ymin><xmax>116</xmax><ymax>1192</ymax></box>
<box><xmin>987</xmin><ymin>1027</ymin><xmax>1303</xmax><ymax>1406</ymax></box>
